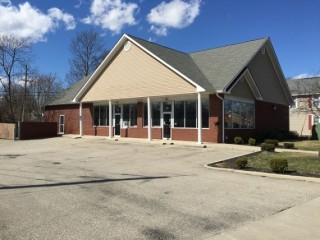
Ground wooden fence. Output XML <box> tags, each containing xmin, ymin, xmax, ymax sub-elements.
<box><xmin>0</xmin><ymin>123</ymin><xmax>16</xmax><ymax>140</ymax></box>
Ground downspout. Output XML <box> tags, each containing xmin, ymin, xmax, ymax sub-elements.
<box><xmin>216</xmin><ymin>93</ymin><xmax>224</xmax><ymax>143</ymax></box>
<box><xmin>79</xmin><ymin>102</ymin><xmax>83</xmax><ymax>137</ymax></box>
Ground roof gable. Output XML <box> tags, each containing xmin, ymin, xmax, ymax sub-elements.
<box><xmin>80</xmin><ymin>41</ymin><xmax>197</xmax><ymax>102</ymax></box>
<box><xmin>73</xmin><ymin>34</ymin><xmax>207</xmax><ymax>102</ymax></box>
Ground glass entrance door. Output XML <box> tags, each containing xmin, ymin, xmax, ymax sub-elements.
<box><xmin>115</xmin><ymin>114</ymin><xmax>121</xmax><ymax>136</ymax></box>
<box><xmin>163</xmin><ymin>113</ymin><xmax>171</xmax><ymax>139</ymax></box>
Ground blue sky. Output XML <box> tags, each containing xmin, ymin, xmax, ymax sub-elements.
<box><xmin>1</xmin><ymin>0</ymin><xmax>319</xmax><ymax>82</ymax></box>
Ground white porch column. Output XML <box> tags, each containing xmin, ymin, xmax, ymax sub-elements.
<box><xmin>147</xmin><ymin>97</ymin><xmax>152</xmax><ymax>141</ymax></box>
<box><xmin>109</xmin><ymin>100</ymin><xmax>112</xmax><ymax>138</ymax></box>
<box><xmin>197</xmin><ymin>92</ymin><xmax>202</xmax><ymax>144</ymax></box>
<box><xmin>79</xmin><ymin>102</ymin><xmax>83</xmax><ymax>137</ymax></box>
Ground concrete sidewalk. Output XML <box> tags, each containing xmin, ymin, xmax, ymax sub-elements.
<box><xmin>64</xmin><ymin>135</ymin><xmax>319</xmax><ymax>154</ymax></box>
<box><xmin>209</xmin><ymin>196</ymin><xmax>320</xmax><ymax>240</ymax></box>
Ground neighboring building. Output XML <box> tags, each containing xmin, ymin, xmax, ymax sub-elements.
<box><xmin>45</xmin><ymin>34</ymin><xmax>291</xmax><ymax>143</ymax></box>
<box><xmin>287</xmin><ymin>77</ymin><xmax>320</xmax><ymax>136</ymax></box>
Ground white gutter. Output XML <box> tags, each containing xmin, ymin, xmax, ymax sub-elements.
<box><xmin>216</xmin><ymin>93</ymin><xmax>224</xmax><ymax>143</ymax></box>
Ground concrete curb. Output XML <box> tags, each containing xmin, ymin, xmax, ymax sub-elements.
<box><xmin>205</xmin><ymin>164</ymin><xmax>320</xmax><ymax>183</ymax></box>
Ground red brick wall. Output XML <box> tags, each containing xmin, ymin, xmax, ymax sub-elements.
<box><xmin>45</xmin><ymin>104</ymin><xmax>80</xmax><ymax>134</ymax></box>
<box><xmin>255</xmin><ymin>101</ymin><xmax>289</xmax><ymax>131</ymax></box>
<box><xmin>224</xmin><ymin>129</ymin><xmax>256</xmax><ymax>143</ymax></box>
<box><xmin>224</xmin><ymin>100</ymin><xmax>289</xmax><ymax>143</ymax></box>
<box><xmin>45</xmin><ymin>103</ymin><xmax>104</xmax><ymax>136</ymax></box>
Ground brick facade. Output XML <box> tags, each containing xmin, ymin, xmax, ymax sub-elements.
<box><xmin>224</xmin><ymin>100</ymin><xmax>289</xmax><ymax>143</ymax></box>
<box><xmin>45</xmin><ymin>95</ymin><xmax>289</xmax><ymax>143</ymax></box>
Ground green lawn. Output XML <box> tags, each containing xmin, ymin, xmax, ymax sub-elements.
<box><xmin>246</xmin><ymin>151</ymin><xmax>320</xmax><ymax>176</ymax></box>
<box><xmin>281</xmin><ymin>140</ymin><xmax>320</xmax><ymax>151</ymax></box>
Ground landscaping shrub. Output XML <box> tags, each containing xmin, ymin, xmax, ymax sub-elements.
<box><xmin>235</xmin><ymin>157</ymin><xmax>248</xmax><ymax>169</ymax></box>
<box><xmin>234</xmin><ymin>137</ymin><xmax>243</xmax><ymax>144</ymax></box>
<box><xmin>269</xmin><ymin>158</ymin><xmax>288</xmax><ymax>173</ymax></box>
<box><xmin>261</xmin><ymin>143</ymin><xmax>275</xmax><ymax>152</ymax></box>
<box><xmin>248</xmin><ymin>138</ymin><xmax>256</xmax><ymax>146</ymax></box>
<box><xmin>283</xmin><ymin>143</ymin><xmax>295</xmax><ymax>149</ymax></box>
<box><xmin>264</xmin><ymin>139</ymin><xmax>279</xmax><ymax>147</ymax></box>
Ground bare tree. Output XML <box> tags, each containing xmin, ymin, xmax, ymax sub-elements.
<box><xmin>0</xmin><ymin>35</ymin><xmax>31</xmax><ymax>122</ymax></box>
<box><xmin>66</xmin><ymin>29</ymin><xmax>108</xmax><ymax>86</ymax></box>
<box><xmin>28</xmin><ymin>73</ymin><xmax>64</xmax><ymax>121</ymax></box>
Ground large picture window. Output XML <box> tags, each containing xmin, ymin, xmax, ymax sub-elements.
<box><xmin>152</xmin><ymin>102</ymin><xmax>161</xmax><ymax>126</ymax></box>
<box><xmin>174</xmin><ymin>101</ymin><xmax>184</xmax><ymax>127</ymax></box>
<box><xmin>123</xmin><ymin>104</ymin><xmax>137</xmax><ymax>127</ymax></box>
<box><xmin>143</xmin><ymin>103</ymin><xmax>148</xmax><ymax>126</ymax></box>
<box><xmin>93</xmin><ymin>105</ymin><xmax>109</xmax><ymax>126</ymax></box>
<box><xmin>224</xmin><ymin>99</ymin><xmax>254</xmax><ymax>129</ymax></box>
<box><xmin>185</xmin><ymin>100</ymin><xmax>197</xmax><ymax>127</ymax></box>
<box><xmin>202</xmin><ymin>99</ymin><xmax>209</xmax><ymax>128</ymax></box>
<box><xmin>173</xmin><ymin>98</ymin><xmax>209</xmax><ymax>128</ymax></box>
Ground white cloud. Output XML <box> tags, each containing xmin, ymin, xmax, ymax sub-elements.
<box><xmin>48</xmin><ymin>8</ymin><xmax>76</xmax><ymax>30</ymax></box>
<box><xmin>147</xmin><ymin>0</ymin><xmax>201</xmax><ymax>36</ymax></box>
<box><xmin>293</xmin><ymin>73</ymin><xmax>320</xmax><ymax>79</ymax></box>
<box><xmin>82</xmin><ymin>0</ymin><xmax>139</xmax><ymax>35</ymax></box>
<box><xmin>0</xmin><ymin>1</ymin><xmax>75</xmax><ymax>43</ymax></box>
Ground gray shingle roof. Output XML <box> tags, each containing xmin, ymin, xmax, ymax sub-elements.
<box><xmin>48</xmin><ymin>75</ymin><xmax>90</xmax><ymax>106</ymax></box>
<box><xmin>287</xmin><ymin>77</ymin><xmax>320</xmax><ymax>95</ymax></box>
<box><xmin>190</xmin><ymin>38</ymin><xmax>268</xmax><ymax>91</ymax></box>
<box><xmin>129</xmin><ymin>35</ymin><xmax>267</xmax><ymax>91</ymax></box>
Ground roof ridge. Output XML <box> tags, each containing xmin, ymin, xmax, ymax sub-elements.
<box><xmin>190</xmin><ymin>37</ymin><xmax>269</xmax><ymax>54</ymax></box>
<box><xmin>126</xmin><ymin>34</ymin><xmax>188</xmax><ymax>55</ymax></box>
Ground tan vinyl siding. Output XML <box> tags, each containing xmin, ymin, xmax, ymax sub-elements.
<box><xmin>230</xmin><ymin>76</ymin><xmax>255</xmax><ymax>100</ymax></box>
<box><xmin>81</xmin><ymin>43</ymin><xmax>196</xmax><ymax>102</ymax></box>
<box><xmin>248</xmin><ymin>50</ymin><xmax>288</xmax><ymax>105</ymax></box>
<box><xmin>290</xmin><ymin>109</ymin><xmax>311</xmax><ymax>136</ymax></box>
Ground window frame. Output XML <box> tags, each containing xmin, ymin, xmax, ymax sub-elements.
<box><xmin>224</xmin><ymin>98</ymin><xmax>255</xmax><ymax>130</ymax></box>
<box><xmin>93</xmin><ymin>105</ymin><xmax>109</xmax><ymax>127</ymax></box>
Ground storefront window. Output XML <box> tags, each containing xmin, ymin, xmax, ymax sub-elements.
<box><xmin>93</xmin><ymin>105</ymin><xmax>109</xmax><ymax>126</ymax></box>
<box><xmin>143</xmin><ymin>103</ymin><xmax>148</xmax><ymax>126</ymax></box>
<box><xmin>224</xmin><ymin>99</ymin><xmax>254</xmax><ymax>129</ymax></box>
<box><xmin>130</xmin><ymin>104</ymin><xmax>137</xmax><ymax>126</ymax></box>
<box><xmin>185</xmin><ymin>100</ymin><xmax>197</xmax><ymax>127</ymax></box>
<box><xmin>202</xmin><ymin>99</ymin><xmax>209</xmax><ymax>128</ymax></box>
<box><xmin>174</xmin><ymin>101</ymin><xmax>184</xmax><ymax>127</ymax></box>
<box><xmin>152</xmin><ymin>102</ymin><xmax>161</xmax><ymax>126</ymax></box>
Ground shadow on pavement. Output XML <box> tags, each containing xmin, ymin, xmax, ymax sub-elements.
<box><xmin>0</xmin><ymin>176</ymin><xmax>169</xmax><ymax>190</ymax></box>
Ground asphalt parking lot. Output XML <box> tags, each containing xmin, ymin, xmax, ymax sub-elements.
<box><xmin>1</xmin><ymin>137</ymin><xmax>320</xmax><ymax>240</ymax></box>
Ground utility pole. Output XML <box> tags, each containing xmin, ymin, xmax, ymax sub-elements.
<box><xmin>22</xmin><ymin>65</ymin><xmax>28</xmax><ymax>122</ymax></box>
